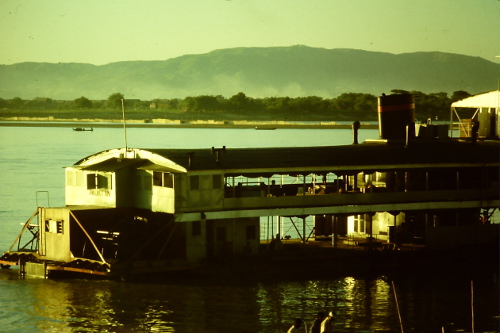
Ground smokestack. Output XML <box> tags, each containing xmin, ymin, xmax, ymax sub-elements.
<box><xmin>378</xmin><ymin>93</ymin><xmax>415</xmax><ymax>141</ymax></box>
<box><xmin>352</xmin><ymin>121</ymin><xmax>361</xmax><ymax>144</ymax></box>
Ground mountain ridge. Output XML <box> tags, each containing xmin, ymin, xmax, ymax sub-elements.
<box><xmin>1</xmin><ymin>46</ymin><xmax>498</xmax><ymax>100</ymax></box>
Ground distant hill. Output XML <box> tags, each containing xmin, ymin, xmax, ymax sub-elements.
<box><xmin>1</xmin><ymin>46</ymin><xmax>498</xmax><ymax>100</ymax></box>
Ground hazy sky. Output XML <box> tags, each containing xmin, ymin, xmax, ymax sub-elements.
<box><xmin>1</xmin><ymin>0</ymin><xmax>499</xmax><ymax>65</ymax></box>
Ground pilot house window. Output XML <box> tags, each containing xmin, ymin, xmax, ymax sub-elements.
<box><xmin>153</xmin><ymin>171</ymin><xmax>174</xmax><ymax>188</ymax></box>
<box><xmin>87</xmin><ymin>173</ymin><xmax>111</xmax><ymax>190</ymax></box>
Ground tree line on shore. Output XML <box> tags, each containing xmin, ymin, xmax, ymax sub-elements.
<box><xmin>0</xmin><ymin>90</ymin><xmax>472</xmax><ymax>121</ymax></box>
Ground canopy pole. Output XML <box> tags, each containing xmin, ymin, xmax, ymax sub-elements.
<box><xmin>121</xmin><ymin>99</ymin><xmax>128</xmax><ymax>151</ymax></box>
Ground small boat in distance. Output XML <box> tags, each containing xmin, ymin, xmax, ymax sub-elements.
<box><xmin>254</xmin><ymin>126</ymin><xmax>276</xmax><ymax>130</ymax></box>
<box><xmin>73</xmin><ymin>127</ymin><xmax>94</xmax><ymax>131</ymax></box>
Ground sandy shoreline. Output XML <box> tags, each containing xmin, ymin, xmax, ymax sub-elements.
<box><xmin>0</xmin><ymin>118</ymin><xmax>378</xmax><ymax>130</ymax></box>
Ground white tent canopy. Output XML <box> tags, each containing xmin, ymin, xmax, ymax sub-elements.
<box><xmin>451</xmin><ymin>90</ymin><xmax>500</xmax><ymax>108</ymax></box>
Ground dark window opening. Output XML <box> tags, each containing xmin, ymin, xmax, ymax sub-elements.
<box><xmin>45</xmin><ymin>219</ymin><xmax>64</xmax><ymax>234</ymax></box>
<box><xmin>216</xmin><ymin>227</ymin><xmax>226</xmax><ymax>242</ymax></box>
<box><xmin>163</xmin><ymin>173</ymin><xmax>174</xmax><ymax>188</ymax></box>
<box><xmin>87</xmin><ymin>174</ymin><xmax>97</xmax><ymax>189</ymax></box>
<box><xmin>192</xmin><ymin>220</ymin><xmax>201</xmax><ymax>236</ymax></box>
<box><xmin>153</xmin><ymin>171</ymin><xmax>174</xmax><ymax>188</ymax></box>
<box><xmin>245</xmin><ymin>225</ymin><xmax>256</xmax><ymax>240</ymax></box>
<box><xmin>87</xmin><ymin>173</ymin><xmax>111</xmax><ymax>190</ymax></box>
<box><xmin>190</xmin><ymin>175</ymin><xmax>200</xmax><ymax>190</ymax></box>
<box><xmin>213</xmin><ymin>175</ymin><xmax>222</xmax><ymax>189</ymax></box>
<box><xmin>97</xmin><ymin>174</ymin><xmax>108</xmax><ymax>189</ymax></box>
<box><xmin>153</xmin><ymin>171</ymin><xmax>162</xmax><ymax>186</ymax></box>
<box><xmin>57</xmin><ymin>221</ymin><xmax>63</xmax><ymax>234</ymax></box>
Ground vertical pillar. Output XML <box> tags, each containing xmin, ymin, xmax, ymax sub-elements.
<box><xmin>303</xmin><ymin>174</ymin><xmax>307</xmax><ymax>195</ymax></box>
<box><xmin>367</xmin><ymin>213</ymin><xmax>373</xmax><ymax>250</ymax></box>
<box><xmin>331</xmin><ymin>215</ymin><xmax>338</xmax><ymax>248</ymax></box>
<box><xmin>232</xmin><ymin>176</ymin><xmax>235</xmax><ymax>197</ymax></box>
<box><xmin>404</xmin><ymin>171</ymin><xmax>409</xmax><ymax>192</ymax></box>
<box><xmin>277</xmin><ymin>216</ymin><xmax>281</xmax><ymax>239</ymax></box>
<box><xmin>266</xmin><ymin>216</ymin><xmax>270</xmax><ymax>244</ymax></box>
<box><xmin>302</xmin><ymin>216</ymin><xmax>306</xmax><ymax>245</ymax></box>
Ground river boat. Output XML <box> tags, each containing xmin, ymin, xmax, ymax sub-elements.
<box><xmin>1</xmin><ymin>92</ymin><xmax>499</xmax><ymax>280</ymax></box>
<box><xmin>73</xmin><ymin>127</ymin><xmax>94</xmax><ymax>131</ymax></box>
<box><xmin>254</xmin><ymin>126</ymin><xmax>276</xmax><ymax>130</ymax></box>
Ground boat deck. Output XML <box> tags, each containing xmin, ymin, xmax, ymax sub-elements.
<box><xmin>261</xmin><ymin>235</ymin><xmax>425</xmax><ymax>252</ymax></box>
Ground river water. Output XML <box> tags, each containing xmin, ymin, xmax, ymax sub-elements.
<box><xmin>0</xmin><ymin>124</ymin><xmax>498</xmax><ymax>332</ymax></box>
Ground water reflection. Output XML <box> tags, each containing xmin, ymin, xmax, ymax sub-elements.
<box><xmin>256</xmin><ymin>277</ymin><xmax>399</xmax><ymax>332</ymax></box>
<box><xmin>1</xmin><ymin>270</ymin><xmax>498</xmax><ymax>332</ymax></box>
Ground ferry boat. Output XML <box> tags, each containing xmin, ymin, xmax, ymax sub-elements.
<box><xmin>1</xmin><ymin>93</ymin><xmax>499</xmax><ymax>279</ymax></box>
<box><xmin>73</xmin><ymin>127</ymin><xmax>94</xmax><ymax>131</ymax></box>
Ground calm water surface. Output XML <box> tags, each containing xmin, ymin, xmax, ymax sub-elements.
<box><xmin>0</xmin><ymin>125</ymin><xmax>498</xmax><ymax>332</ymax></box>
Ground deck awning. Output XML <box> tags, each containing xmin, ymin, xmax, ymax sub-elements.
<box><xmin>137</xmin><ymin>162</ymin><xmax>186</xmax><ymax>173</ymax></box>
<box><xmin>74</xmin><ymin>158</ymin><xmax>147</xmax><ymax>172</ymax></box>
<box><xmin>451</xmin><ymin>90</ymin><xmax>500</xmax><ymax>108</ymax></box>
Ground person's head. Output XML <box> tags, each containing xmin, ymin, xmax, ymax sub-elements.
<box><xmin>293</xmin><ymin>318</ymin><xmax>303</xmax><ymax>328</ymax></box>
<box><xmin>316</xmin><ymin>311</ymin><xmax>326</xmax><ymax>319</ymax></box>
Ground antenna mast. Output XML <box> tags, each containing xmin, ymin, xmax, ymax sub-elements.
<box><xmin>121</xmin><ymin>98</ymin><xmax>128</xmax><ymax>152</ymax></box>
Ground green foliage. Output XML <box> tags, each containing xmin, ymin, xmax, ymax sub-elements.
<box><xmin>106</xmin><ymin>93</ymin><xmax>125</xmax><ymax>109</ymax></box>
<box><xmin>450</xmin><ymin>90</ymin><xmax>472</xmax><ymax>102</ymax></box>
<box><xmin>0</xmin><ymin>89</ymin><xmax>472</xmax><ymax>122</ymax></box>
<box><xmin>8</xmin><ymin>97</ymin><xmax>24</xmax><ymax>109</ymax></box>
<box><xmin>74</xmin><ymin>96</ymin><xmax>93</xmax><ymax>109</ymax></box>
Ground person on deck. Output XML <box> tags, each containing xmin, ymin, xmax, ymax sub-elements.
<box><xmin>309</xmin><ymin>312</ymin><xmax>326</xmax><ymax>333</ymax></box>
<box><xmin>320</xmin><ymin>312</ymin><xmax>334</xmax><ymax>333</ymax></box>
<box><xmin>287</xmin><ymin>318</ymin><xmax>307</xmax><ymax>333</ymax></box>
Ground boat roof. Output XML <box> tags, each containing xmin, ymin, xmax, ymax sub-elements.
<box><xmin>70</xmin><ymin>140</ymin><xmax>500</xmax><ymax>175</ymax></box>
<box><xmin>451</xmin><ymin>90</ymin><xmax>500</xmax><ymax>108</ymax></box>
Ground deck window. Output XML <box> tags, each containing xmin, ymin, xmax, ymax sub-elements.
<box><xmin>153</xmin><ymin>171</ymin><xmax>162</xmax><ymax>186</ymax></box>
<box><xmin>192</xmin><ymin>221</ymin><xmax>201</xmax><ymax>236</ymax></box>
<box><xmin>245</xmin><ymin>225</ymin><xmax>256</xmax><ymax>240</ymax></box>
<box><xmin>213</xmin><ymin>175</ymin><xmax>222</xmax><ymax>189</ymax></box>
<box><xmin>190</xmin><ymin>175</ymin><xmax>200</xmax><ymax>190</ymax></box>
<box><xmin>153</xmin><ymin>171</ymin><xmax>174</xmax><ymax>188</ymax></box>
<box><xmin>216</xmin><ymin>227</ymin><xmax>226</xmax><ymax>242</ymax></box>
<box><xmin>163</xmin><ymin>173</ymin><xmax>174</xmax><ymax>188</ymax></box>
<box><xmin>45</xmin><ymin>219</ymin><xmax>63</xmax><ymax>234</ymax></box>
<box><xmin>87</xmin><ymin>173</ymin><xmax>111</xmax><ymax>190</ymax></box>
<box><xmin>87</xmin><ymin>174</ymin><xmax>97</xmax><ymax>189</ymax></box>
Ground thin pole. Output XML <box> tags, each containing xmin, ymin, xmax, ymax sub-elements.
<box><xmin>8</xmin><ymin>209</ymin><xmax>39</xmax><ymax>252</ymax></box>
<box><xmin>121</xmin><ymin>99</ymin><xmax>128</xmax><ymax>151</ymax></box>
<box><xmin>69</xmin><ymin>211</ymin><xmax>107</xmax><ymax>264</ymax></box>
<box><xmin>392</xmin><ymin>280</ymin><xmax>404</xmax><ymax>333</ymax></box>
<box><xmin>471</xmin><ymin>280</ymin><xmax>475</xmax><ymax>333</ymax></box>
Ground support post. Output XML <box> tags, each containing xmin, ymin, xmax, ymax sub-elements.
<box><xmin>302</xmin><ymin>216</ymin><xmax>306</xmax><ymax>245</ymax></box>
<box><xmin>332</xmin><ymin>215</ymin><xmax>338</xmax><ymax>248</ymax></box>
